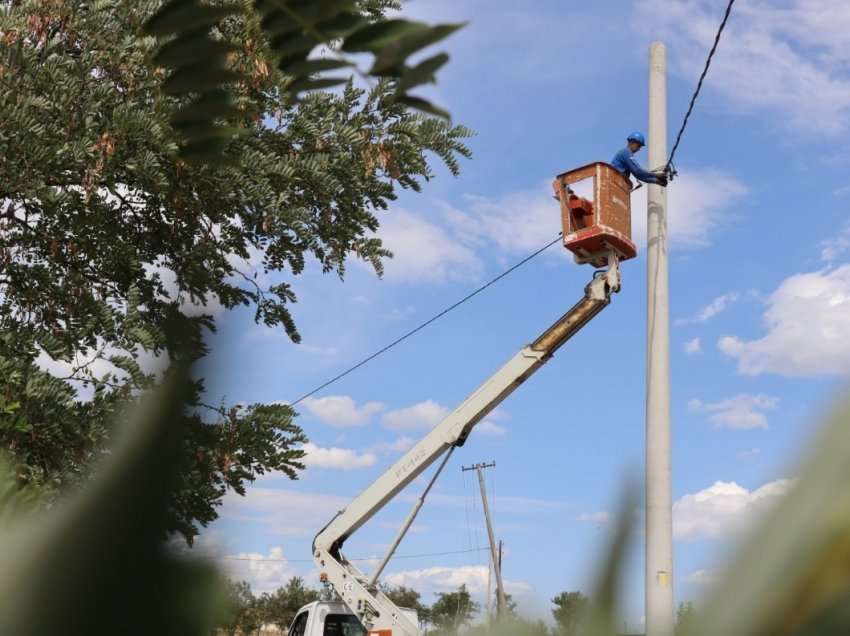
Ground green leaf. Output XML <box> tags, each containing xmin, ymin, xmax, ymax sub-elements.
<box><xmin>341</xmin><ymin>19</ymin><xmax>427</xmax><ymax>53</ymax></box>
<box><xmin>394</xmin><ymin>52</ymin><xmax>449</xmax><ymax>90</ymax></box>
<box><xmin>144</xmin><ymin>1</ymin><xmax>240</xmax><ymax>37</ymax></box>
<box><xmin>371</xmin><ymin>23</ymin><xmax>465</xmax><ymax>75</ymax></box>
<box><xmin>280</xmin><ymin>57</ymin><xmax>353</xmax><ymax>76</ymax></box>
<box><xmin>162</xmin><ymin>66</ymin><xmax>242</xmax><ymax>95</ymax></box>
<box><xmin>312</xmin><ymin>11</ymin><xmax>366</xmax><ymax>39</ymax></box>
<box><xmin>153</xmin><ymin>33</ymin><xmax>237</xmax><ymax>68</ymax></box>
<box><xmin>171</xmin><ymin>91</ymin><xmax>243</xmax><ymax>124</ymax></box>
<box><xmin>286</xmin><ymin>76</ymin><xmax>348</xmax><ymax>94</ymax></box>
<box><xmin>394</xmin><ymin>94</ymin><xmax>450</xmax><ymax>119</ymax></box>
<box><xmin>180</xmin><ymin>137</ymin><xmax>240</xmax><ymax>165</ymax></box>
<box><xmin>269</xmin><ymin>32</ymin><xmax>322</xmax><ymax>59</ymax></box>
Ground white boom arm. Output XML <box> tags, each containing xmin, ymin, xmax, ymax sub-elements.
<box><xmin>312</xmin><ymin>258</ymin><xmax>622</xmax><ymax>636</ymax></box>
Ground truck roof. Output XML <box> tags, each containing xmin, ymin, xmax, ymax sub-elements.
<box><xmin>299</xmin><ymin>600</ymin><xmax>354</xmax><ymax>614</ymax></box>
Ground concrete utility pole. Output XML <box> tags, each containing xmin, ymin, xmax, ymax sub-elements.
<box><xmin>645</xmin><ymin>41</ymin><xmax>674</xmax><ymax>636</ymax></box>
<box><xmin>462</xmin><ymin>462</ymin><xmax>506</xmax><ymax>620</ymax></box>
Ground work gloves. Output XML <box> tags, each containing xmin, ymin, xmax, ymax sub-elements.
<box><xmin>655</xmin><ymin>174</ymin><xmax>668</xmax><ymax>187</ymax></box>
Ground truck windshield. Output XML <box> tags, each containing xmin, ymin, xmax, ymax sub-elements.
<box><xmin>323</xmin><ymin>614</ymin><xmax>367</xmax><ymax>636</ymax></box>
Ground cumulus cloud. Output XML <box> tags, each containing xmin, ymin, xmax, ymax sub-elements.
<box><xmin>636</xmin><ymin>0</ymin><xmax>850</xmax><ymax>136</ymax></box>
<box><xmin>445</xmin><ymin>186</ymin><xmax>565</xmax><ymax>255</ymax></box>
<box><xmin>376</xmin><ymin>209</ymin><xmax>481</xmax><ymax>283</ymax></box>
<box><xmin>473</xmin><ymin>420</ymin><xmax>508</xmax><ymax>437</ymax></box>
<box><xmin>684</xmin><ymin>337</ymin><xmax>702</xmax><ymax>354</ymax></box>
<box><xmin>630</xmin><ymin>172</ymin><xmax>748</xmax><ymax>248</ymax></box>
<box><xmin>719</xmin><ymin>265</ymin><xmax>850</xmax><ymax>376</ymax></box>
<box><xmin>673</xmin><ymin>479</ymin><xmax>792</xmax><ymax>541</ymax></box>
<box><xmin>821</xmin><ymin>222</ymin><xmax>850</xmax><ymax>262</ymax></box>
<box><xmin>676</xmin><ymin>293</ymin><xmax>739</xmax><ymax>326</ymax></box>
<box><xmin>372</xmin><ymin>437</ymin><xmax>417</xmax><ymax>454</ymax></box>
<box><xmin>219</xmin><ymin>486</ymin><xmax>350</xmax><ymax>537</ymax></box>
<box><xmin>688</xmin><ymin>394</ymin><xmax>778</xmax><ymax>430</ymax></box>
<box><xmin>35</xmin><ymin>341</ymin><xmax>168</xmax><ymax>402</ymax></box>
<box><xmin>302</xmin><ymin>442</ymin><xmax>377</xmax><ymax>470</ymax></box>
<box><xmin>299</xmin><ymin>395</ymin><xmax>384</xmax><ymax>427</ymax></box>
<box><xmin>383</xmin><ymin>400</ymin><xmax>449</xmax><ymax>430</ymax></box>
<box><xmin>220</xmin><ymin>547</ymin><xmax>298</xmax><ymax>594</ymax></box>
<box><xmin>384</xmin><ymin>565</ymin><xmax>532</xmax><ymax>602</ymax></box>
<box><xmin>146</xmin><ymin>260</ymin><xmax>225</xmax><ymax>318</ymax></box>
<box><xmin>446</xmin><ymin>171</ymin><xmax>746</xmax><ymax>256</ymax></box>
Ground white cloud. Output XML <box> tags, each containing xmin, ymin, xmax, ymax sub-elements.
<box><xmin>473</xmin><ymin>420</ymin><xmax>507</xmax><ymax>437</ymax></box>
<box><xmin>630</xmin><ymin>172</ymin><xmax>748</xmax><ymax>248</ymax></box>
<box><xmin>220</xmin><ymin>547</ymin><xmax>298</xmax><ymax>594</ymax></box>
<box><xmin>384</xmin><ymin>565</ymin><xmax>532</xmax><ymax>603</ymax></box>
<box><xmin>684</xmin><ymin>337</ymin><xmax>702</xmax><ymax>354</ymax></box>
<box><xmin>578</xmin><ymin>511</ymin><xmax>610</xmax><ymax>524</ymax></box>
<box><xmin>688</xmin><ymin>394</ymin><xmax>778</xmax><ymax>430</ymax></box>
<box><xmin>445</xmin><ymin>186</ymin><xmax>565</xmax><ymax>255</ymax></box>
<box><xmin>636</xmin><ymin>0</ymin><xmax>850</xmax><ymax>136</ymax></box>
<box><xmin>445</xmin><ymin>171</ymin><xmax>746</xmax><ymax>258</ymax></box>
<box><xmin>220</xmin><ymin>486</ymin><xmax>350</xmax><ymax>537</ymax></box>
<box><xmin>372</xmin><ymin>437</ymin><xmax>417</xmax><ymax>454</ymax></box>
<box><xmin>299</xmin><ymin>395</ymin><xmax>384</xmax><ymax>427</ymax></box>
<box><xmin>145</xmin><ymin>260</ymin><xmax>225</xmax><ymax>318</ymax></box>
<box><xmin>676</xmin><ymin>293</ymin><xmax>739</xmax><ymax>325</ymax></box>
<box><xmin>821</xmin><ymin>222</ymin><xmax>850</xmax><ymax>262</ymax></box>
<box><xmin>35</xmin><ymin>341</ymin><xmax>168</xmax><ymax>402</ymax></box>
<box><xmin>673</xmin><ymin>479</ymin><xmax>792</xmax><ymax>541</ymax></box>
<box><xmin>719</xmin><ymin>265</ymin><xmax>850</xmax><ymax>376</ymax></box>
<box><xmin>376</xmin><ymin>209</ymin><xmax>481</xmax><ymax>283</ymax></box>
<box><xmin>686</xmin><ymin>569</ymin><xmax>717</xmax><ymax>585</ymax></box>
<box><xmin>383</xmin><ymin>400</ymin><xmax>449</xmax><ymax>430</ymax></box>
<box><xmin>302</xmin><ymin>442</ymin><xmax>377</xmax><ymax>470</ymax></box>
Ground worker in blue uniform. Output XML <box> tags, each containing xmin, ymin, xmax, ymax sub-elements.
<box><xmin>611</xmin><ymin>131</ymin><xmax>668</xmax><ymax>187</ymax></box>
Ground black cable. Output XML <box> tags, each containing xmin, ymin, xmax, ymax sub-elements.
<box><xmin>289</xmin><ymin>233</ymin><xmax>563</xmax><ymax>406</ymax></box>
<box><xmin>221</xmin><ymin>546</ymin><xmax>489</xmax><ymax>563</ymax></box>
<box><xmin>666</xmin><ymin>0</ymin><xmax>736</xmax><ymax>173</ymax></box>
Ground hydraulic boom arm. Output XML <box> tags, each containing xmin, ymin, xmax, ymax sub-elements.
<box><xmin>312</xmin><ymin>256</ymin><xmax>622</xmax><ymax>636</ymax></box>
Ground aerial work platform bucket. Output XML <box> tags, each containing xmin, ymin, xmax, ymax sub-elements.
<box><xmin>552</xmin><ymin>162</ymin><xmax>637</xmax><ymax>268</ymax></box>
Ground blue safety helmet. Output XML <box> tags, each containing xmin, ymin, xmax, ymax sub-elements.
<box><xmin>627</xmin><ymin>131</ymin><xmax>646</xmax><ymax>146</ymax></box>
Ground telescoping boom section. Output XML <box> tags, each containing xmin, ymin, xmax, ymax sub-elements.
<box><xmin>312</xmin><ymin>257</ymin><xmax>623</xmax><ymax>636</ymax></box>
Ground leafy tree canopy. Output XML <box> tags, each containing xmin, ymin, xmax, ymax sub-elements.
<box><xmin>430</xmin><ymin>584</ymin><xmax>480</xmax><ymax>634</ymax></box>
<box><xmin>0</xmin><ymin>0</ymin><xmax>471</xmax><ymax>542</ymax></box>
<box><xmin>551</xmin><ymin>590</ymin><xmax>589</xmax><ymax>636</ymax></box>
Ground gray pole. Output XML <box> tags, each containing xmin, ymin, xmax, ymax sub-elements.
<box><xmin>368</xmin><ymin>448</ymin><xmax>455</xmax><ymax>587</ymax></box>
<box><xmin>646</xmin><ymin>41</ymin><xmax>674</xmax><ymax>636</ymax></box>
<box><xmin>463</xmin><ymin>462</ymin><xmax>506</xmax><ymax>620</ymax></box>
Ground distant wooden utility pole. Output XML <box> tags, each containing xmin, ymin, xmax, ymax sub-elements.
<box><xmin>462</xmin><ymin>461</ymin><xmax>506</xmax><ymax>620</ymax></box>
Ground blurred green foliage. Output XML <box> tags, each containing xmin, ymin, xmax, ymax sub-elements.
<box><xmin>1</xmin><ymin>379</ymin><xmax>849</xmax><ymax>634</ymax></box>
<box><xmin>0</xmin><ymin>0</ymin><xmax>471</xmax><ymax>544</ymax></box>
<box><xmin>143</xmin><ymin>0</ymin><xmax>465</xmax><ymax>163</ymax></box>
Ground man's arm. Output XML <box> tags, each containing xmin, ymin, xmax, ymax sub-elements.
<box><xmin>623</xmin><ymin>155</ymin><xmax>663</xmax><ymax>185</ymax></box>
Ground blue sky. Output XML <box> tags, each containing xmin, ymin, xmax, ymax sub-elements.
<box><xmin>193</xmin><ymin>0</ymin><xmax>850</xmax><ymax>629</ymax></box>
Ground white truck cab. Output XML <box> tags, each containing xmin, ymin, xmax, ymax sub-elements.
<box><xmin>288</xmin><ymin>600</ymin><xmax>418</xmax><ymax>636</ymax></box>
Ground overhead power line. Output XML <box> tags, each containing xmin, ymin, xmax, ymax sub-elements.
<box><xmin>666</xmin><ymin>0</ymin><xmax>737</xmax><ymax>172</ymax></box>
<box><xmin>288</xmin><ymin>3</ymin><xmax>736</xmax><ymax>405</ymax></box>
<box><xmin>221</xmin><ymin>546</ymin><xmax>489</xmax><ymax>564</ymax></box>
<box><xmin>289</xmin><ymin>233</ymin><xmax>563</xmax><ymax>406</ymax></box>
